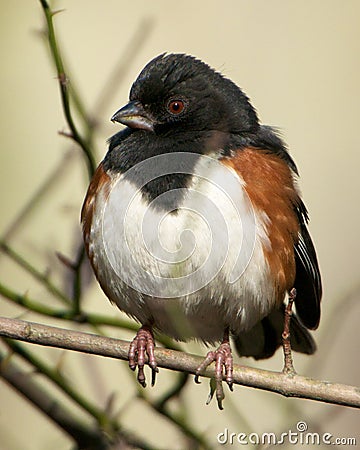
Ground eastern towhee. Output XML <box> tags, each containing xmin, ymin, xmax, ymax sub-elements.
<box><xmin>81</xmin><ymin>53</ymin><xmax>322</xmax><ymax>408</ymax></box>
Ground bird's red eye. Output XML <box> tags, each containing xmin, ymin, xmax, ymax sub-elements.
<box><xmin>167</xmin><ymin>99</ymin><xmax>185</xmax><ymax>115</ymax></box>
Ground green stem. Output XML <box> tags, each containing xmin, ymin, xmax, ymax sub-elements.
<box><xmin>0</xmin><ymin>281</ymin><xmax>71</xmax><ymax>318</ymax></box>
<box><xmin>0</xmin><ymin>281</ymin><xmax>180</xmax><ymax>349</ymax></box>
<box><xmin>4</xmin><ymin>339</ymin><xmax>114</xmax><ymax>430</ymax></box>
<box><xmin>0</xmin><ymin>349</ymin><xmax>110</xmax><ymax>449</ymax></box>
<box><xmin>0</xmin><ymin>241</ymin><xmax>71</xmax><ymax>306</ymax></box>
<box><xmin>139</xmin><ymin>388</ymin><xmax>211</xmax><ymax>449</ymax></box>
<box><xmin>39</xmin><ymin>0</ymin><xmax>96</xmax><ymax>179</ymax></box>
<box><xmin>154</xmin><ymin>372</ymin><xmax>189</xmax><ymax>410</ymax></box>
<box><xmin>1</xmin><ymin>344</ymin><xmax>155</xmax><ymax>449</ymax></box>
<box><xmin>0</xmin><ymin>281</ymin><xmax>126</xmax><ymax>326</ymax></box>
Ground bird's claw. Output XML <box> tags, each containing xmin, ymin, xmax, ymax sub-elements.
<box><xmin>195</xmin><ymin>340</ymin><xmax>233</xmax><ymax>409</ymax></box>
<box><xmin>128</xmin><ymin>326</ymin><xmax>159</xmax><ymax>388</ymax></box>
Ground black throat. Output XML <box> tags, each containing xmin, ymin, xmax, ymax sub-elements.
<box><xmin>103</xmin><ymin>128</ymin><xmax>230</xmax><ymax>211</ymax></box>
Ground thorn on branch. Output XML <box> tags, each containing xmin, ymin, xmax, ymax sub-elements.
<box><xmin>58</xmin><ymin>72</ymin><xmax>68</xmax><ymax>86</ymax></box>
<box><xmin>56</xmin><ymin>252</ymin><xmax>77</xmax><ymax>271</ymax></box>
<box><xmin>58</xmin><ymin>129</ymin><xmax>74</xmax><ymax>139</ymax></box>
<box><xmin>51</xmin><ymin>9</ymin><xmax>66</xmax><ymax>18</ymax></box>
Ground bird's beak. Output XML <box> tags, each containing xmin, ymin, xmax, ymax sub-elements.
<box><xmin>111</xmin><ymin>100</ymin><xmax>155</xmax><ymax>132</ymax></box>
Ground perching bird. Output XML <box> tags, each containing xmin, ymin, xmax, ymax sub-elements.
<box><xmin>81</xmin><ymin>53</ymin><xmax>322</xmax><ymax>408</ymax></box>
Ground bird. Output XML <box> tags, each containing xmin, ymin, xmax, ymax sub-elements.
<box><xmin>81</xmin><ymin>53</ymin><xmax>322</xmax><ymax>408</ymax></box>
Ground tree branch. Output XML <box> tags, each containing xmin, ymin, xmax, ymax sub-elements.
<box><xmin>0</xmin><ymin>240</ymin><xmax>71</xmax><ymax>306</ymax></box>
<box><xmin>0</xmin><ymin>349</ymin><xmax>111</xmax><ymax>449</ymax></box>
<box><xmin>0</xmin><ymin>349</ymin><xmax>154</xmax><ymax>450</ymax></box>
<box><xmin>3</xmin><ymin>338</ymin><xmax>112</xmax><ymax>427</ymax></box>
<box><xmin>0</xmin><ymin>281</ymin><xmax>179</xmax><ymax>350</ymax></box>
<box><xmin>1</xmin><ymin>316</ymin><xmax>359</xmax><ymax>409</ymax></box>
<box><xmin>39</xmin><ymin>0</ymin><xmax>96</xmax><ymax>178</ymax></box>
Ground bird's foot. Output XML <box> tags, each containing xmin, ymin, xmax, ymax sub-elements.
<box><xmin>195</xmin><ymin>329</ymin><xmax>233</xmax><ymax>409</ymax></box>
<box><xmin>282</xmin><ymin>288</ymin><xmax>297</xmax><ymax>375</ymax></box>
<box><xmin>128</xmin><ymin>325</ymin><xmax>159</xmax><ymax>387</ymax></box>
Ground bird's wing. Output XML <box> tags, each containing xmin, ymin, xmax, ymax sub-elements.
<box><xmin>293</xmin><ymin>201</ymin><xmax>322</xmax><ymax>330</ymax></box>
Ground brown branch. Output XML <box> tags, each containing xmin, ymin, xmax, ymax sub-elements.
<box><xmin>0</xmin><ymin>349</ymin><xmax>153</xmax><ymax>450</ymax></box>
<box><xmin>0</xmin><ymin>350</ymin><xmax>110</xmax><ymax>449</ymax></box>
<box><xmin>1</xmin><ymin>316</ymin><xmax>359</xmax><ymax>409</ymax></box>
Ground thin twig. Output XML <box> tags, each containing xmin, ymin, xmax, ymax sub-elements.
<box><xmin>0</xmin><ymin>281</ymin><xmax>180</xmax><ymax>350</ymax></box>
<box><xmin>0</xmin><ymin>349</ymin><xmax>110</xmax><ymax>449</ymax></box>
<box><xmin>4</xmin><ymin>339</ymin><xmax>114</xmax><ymax>428</ymax></box>
<box><xmin>155</xmin><ymin>372</ymin><xmax>189</xmax><ymax>410</ymax></box>
<box><xmin>139</xmin><ymin>389</ymin><xmax>212</xmax><ymax>450</ymax></box>
<box><xmin>39</xmin><ymin>0</ymin><xmax>96</xmax><ymax>178</ymax></box>
<box><xmin>138</xmin><ymin>372</ymin><xmax>213</xmax><ymax>449</ymax></box>
<box><xmin>1</xmin><ymin>316</ymin><xmax>359</xmax><ymax>409</ymax></box>
<box><xmin>0</xmin><ymin>347</ymin><xmax>154</xmax><ymax>450</ymax></box>
<box><xmin>0</xmin><ymin>241</ymin><xmax>71</xmax><ymax>306</ymax></box>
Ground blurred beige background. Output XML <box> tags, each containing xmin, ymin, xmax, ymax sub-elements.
<box><xmin>0</xmin><ymin>1</ymin><xmax>359</xmax><ymax>449</ymax></box>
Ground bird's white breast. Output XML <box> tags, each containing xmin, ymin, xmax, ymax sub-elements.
<box><xmin>88</xmin><ymin>153</ymin><xmax>276</xmax><ymax>342</ymax></box>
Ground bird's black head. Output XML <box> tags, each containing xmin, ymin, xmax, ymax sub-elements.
<box><xmin>111</xmin><ymin>53</ymin><xmax>259</xmax><ymax>137</ymax></box>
